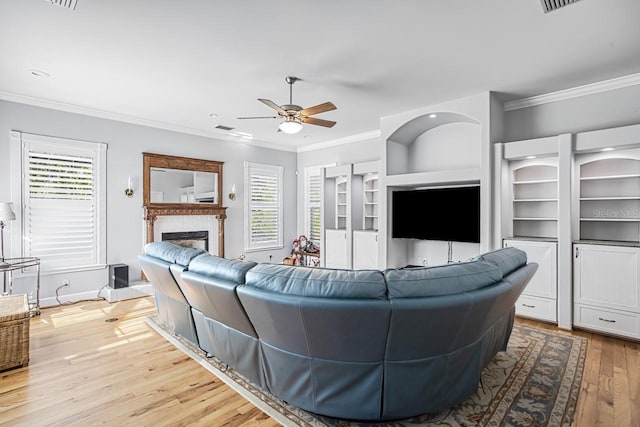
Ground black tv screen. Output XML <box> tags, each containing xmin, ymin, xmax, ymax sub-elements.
<box><xmin>392</xmin><ymin>186</ymin><xmax>480</xmax><ymax>243</ymax></box>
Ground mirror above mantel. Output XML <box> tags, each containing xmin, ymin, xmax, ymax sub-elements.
<box><xmin>143</xmin><ymin>152</ymin><xmax>227</xmax><ymax>257</ymax></box>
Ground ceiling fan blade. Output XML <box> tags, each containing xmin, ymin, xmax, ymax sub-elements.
<box><xmin>237</xmin><ymin>116</ymin><xmax>278</xmax><ymax>119</ymax></box>
<box><xmin>300</xmin><ymin>102</ymin><xmax>337</xmax><ymax>117</ymax></box>
<box><xmin>258</xmin><ymin>98</ymin><xmax>287</xmax><ymax>114</ymax></box>
<box><xmin>301</xmin><ymin>116</ymin><xmax>337</xmax><ymax>128</ymax></box>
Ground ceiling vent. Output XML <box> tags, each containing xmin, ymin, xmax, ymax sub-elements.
<box><xmin>215</xmin><ymin>125</ymin><xmax>235</xmax><ymax>131</ymax></box>
<box><xmin>540</xmin><ymin>0</ymin><xmax>582</xmax><ymax>13</ymax></box>
<box><xmin>45</xmin><ymin>0</ymin><xmax>78</xmax><ymax>10</ymax></box>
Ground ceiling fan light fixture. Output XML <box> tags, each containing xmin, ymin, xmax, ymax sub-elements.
<box><xmin>279</xmin><ymin>117</ymin><xmax>303</xmax><ymax>134</ymax></box>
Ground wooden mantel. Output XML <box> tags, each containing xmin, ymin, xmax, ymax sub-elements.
<box><xmin>143</xmin><ymin>206</ymin><xmax>227</xmax><ymax>258</ymax></box>
<box><xmin>143</xmin><ymin>152</ymin><xmax>227</xmax><ymax>257</ymax></box>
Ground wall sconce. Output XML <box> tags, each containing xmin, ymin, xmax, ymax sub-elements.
<box><xmin>228</xmin><ymin>184</ymin><xmax>237</xmax><ymax>201</ymax></box>
<box><xmin>125</xmin><ymin>176</ymin><xmax>134</xmax><ymax>197</ymax></box>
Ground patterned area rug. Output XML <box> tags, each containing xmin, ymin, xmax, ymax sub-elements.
<box><xmin>146</xmin><ymin>318</ymin><xmax>586</xmax><ymax>427</ymax></box>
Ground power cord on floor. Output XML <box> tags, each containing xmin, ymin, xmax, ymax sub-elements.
<box><xmin>55</xmin><ymin>283</ymin><xmax>109</xmax><ymax>306</ymax></box>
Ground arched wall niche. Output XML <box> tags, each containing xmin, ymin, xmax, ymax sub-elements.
<box><xmin>386</xmin><ymin>112</ymin><xmax>481</xmax><ymax>176</ymax></box>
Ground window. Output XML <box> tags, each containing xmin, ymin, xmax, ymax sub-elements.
<box><xmin>20</xmin><ymin>133</ymin><xmax>106</xmax><ymax>272</ymax></box>
<box><xmin>244</xmin><ymin>162</ymin><xmax>283</xmax><ymax>252</ymax></box>
<box><xmin>304</xmin><ymin>164</ymin><xmax>334</xmax><ymax>247</ymax></box>
<box><xmin>305</xmin><ymin>166</ymin><xmax>322</xmax><ymax>246</ymax></box>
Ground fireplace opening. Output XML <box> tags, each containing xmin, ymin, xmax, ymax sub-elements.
<box><xmin>162</xmin><ymin>231</ymin><xmax>209</xmax><ymax>251</ymax></box>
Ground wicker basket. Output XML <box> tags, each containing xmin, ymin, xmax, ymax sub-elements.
<box><xmin>0</xmin><ymin>294</ymin><xmax>30</xmax><ymax>371</ymax></box>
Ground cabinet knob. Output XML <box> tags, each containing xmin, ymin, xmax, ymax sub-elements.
<box><xmin>522</xmin><ymin>303</ymin><xmax>536</xmax><ymax>308</ymax></box>
<box><xmin>598</xmin><ymin>317</ymin><xmax>616</xmax><ymax>323</ymax></box>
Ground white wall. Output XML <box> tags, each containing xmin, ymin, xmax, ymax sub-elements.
<box><xmin>504</xmin><ymin>85</ymin><xmax>640</xmax><ymax>142</ymax></box>
<box><xmin>0</xmin><ymin>100</ymin><xmax>297</xmax><ymax>305</ymax></box>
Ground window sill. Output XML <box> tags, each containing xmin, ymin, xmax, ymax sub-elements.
<box><xmin>244</xmin><ymin>245</ymin><xmax>284</xmax><ymax>253</ymax></box>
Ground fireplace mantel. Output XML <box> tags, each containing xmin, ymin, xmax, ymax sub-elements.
<box><xmin>143</xmin><ymin>205</ymin><xmax>227</xmax><ymax>257</ymax></box>
<box><xmin>143</xmin><ymin>152</ymin><xmax>227</xmax><ymax>257</ymax></box>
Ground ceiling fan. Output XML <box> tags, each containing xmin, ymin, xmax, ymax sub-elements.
<box><xmin>238</xmin><ymin>76</ymin><xmax>337</xmax><ymax>134</ymax></box>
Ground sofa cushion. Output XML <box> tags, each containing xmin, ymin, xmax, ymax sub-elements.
<box><xmin>474</xmin><ymin>247</ymin><xmax>527</xmax><ymax>276</ymax></box>
<box><xmin>175</xmin><ymin>247</ymin><xmax>206</xmax><ymax>267</ymax></box>
<box><xmin>144</xmin><ymin>241</ymin><xmax>183</xmax><ymax>264</ymax></box>
<box><xmin>144</xmin><ymin>241</ymin><xmax>206</xmax><ymax>266</ymax></box>
<box><xmin>385</xmin><ymin>260</ymin><xmax>502</xmax><ymax>298</ymax></box>
<box><xmin>187</xmin><ymin>253</ymin><xmax>257</xmax><ymax>284</ymax></box>
<box><xmin>245</xmin><ymin>264</ymin><xmax>387</xmax><ymax>299</ymax></box>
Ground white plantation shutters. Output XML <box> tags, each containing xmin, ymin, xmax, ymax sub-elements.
<box><xmin>22</xmin><ymin>134</ymin><xmax>106</xmax><ymax>271</ymax></box>
<box><xmin>305</xmin><ymin>168</ymin><xmax>322</xmax><ymax>246</ymax></box>
<box><xmin>244</xmin><ymin>162</ymin><xmax>284</xmax><ymax>251</ymax></box>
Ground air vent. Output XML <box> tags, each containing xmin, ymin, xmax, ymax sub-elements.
<box><xmin>45</xmin><ymin>0</ymin><xmax>78</xmax><ymax>10</ymax></box>
<box><xmin>540</xmin><ymin>0</ymin><xmax>581</xmax><ymax>13</ymax></box>
<box><xmin>215</xmin><ymin>125</ymin><xmax>235</xmax><ymax>131</ymax></box>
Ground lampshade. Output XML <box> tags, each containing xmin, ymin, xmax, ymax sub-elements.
<box><xmin>279</xmin><ymin>117</ymin><xmax>303</xmax><ymax>134</ymax></box>
<box><xmin>0</xmin><ymin>202</ymin><xmax>16</xmax><ymax>222</ymax></box>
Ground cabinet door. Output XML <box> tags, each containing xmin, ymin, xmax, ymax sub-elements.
<box><xmin>353</xmin><ymin>231</ymin><xmax>378</xmax><ymax>270</ymax></box>
<box><xmin>574</xmin><ymin>244</ymin><xmax>640</xmax><ymax>313</ymax></box>
<box><xmin>504</xmin><ymin>240</ymin><xmax>557</xmax><ymax>299</ymax></box>
<box><xmin>325</xmin><ymin>229</ymin><xmax>349</xmax><ymax>269</ymax></box>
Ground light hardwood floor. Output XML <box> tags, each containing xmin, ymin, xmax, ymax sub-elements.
<box><xmin>1</xmin><ymin>297</ymin><xmax>638</xmax><ymax>426</ymax></box>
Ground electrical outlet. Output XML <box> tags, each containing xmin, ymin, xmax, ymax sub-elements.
<box><xmin>422</xmin><ymin>258</ymin><xmax>427</xmax><ymax>266</ymax></box>
<box><xmin>62</xmin><ymin>279</ymin><xmax>70</xmax><ymax>287</ymax></box>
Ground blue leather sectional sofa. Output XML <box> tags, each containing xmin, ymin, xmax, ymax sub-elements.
<box><xmin>139</xmin><ymin>242</ymin><xmax>537</xmax><ymax>421</ymax></box>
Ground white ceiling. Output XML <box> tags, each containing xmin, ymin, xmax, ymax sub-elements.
<box><xmin>2</xmin><ymin>0</ymin><xmax>640</xmax><ymax>151</ymax></box>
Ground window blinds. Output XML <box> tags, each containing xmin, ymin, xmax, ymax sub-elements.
<box><xmin>20</xmin><ymin>133</ymin><xmax>105</xmax><ymax>272</ymax></box>
<box><xmin>245</xmin><ymin>162</ymin><xmax>283</xmax><ymax>251</ymax></box>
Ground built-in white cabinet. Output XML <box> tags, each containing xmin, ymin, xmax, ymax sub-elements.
<box><xmin>504</xmin><ymin>239</ymin><xmax>558</xmax><ymax>323</ymax></box>
<box><xmin>353</xmin><ymin>230</ymin><xmax>379</xmax><ymax>270</ymax></box>
<box><xmin>573</xmin><ymin>243</ymin><xmax>640</xmax><ymax>340</ymax></box>
<box><xmin>320</xmin><ymin>164</ymin><xmax>362</xmax><ymax>269</ymax></box>
<box><xmin>325</xmin><ymin>229</ymin><xmax>349</xmax><ymax>269</ymax></box>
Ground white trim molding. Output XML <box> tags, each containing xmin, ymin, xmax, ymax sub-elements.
<box><xmin>297</xmin><ymin>130</ymin><xmax>381</xmax><ymax>153</ymax></box>
<box><xmin>504</xmin><ymin>72</ymin><xmax>640</xmax><ymax>111</ymax></box>
<box><xmin>0</xmin><ymin>90</ymin><xmax>297</xmax><ymax>153</ymax></box>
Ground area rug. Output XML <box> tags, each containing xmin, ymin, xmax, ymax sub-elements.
<box><xmin>145</xmin><ymin>317</ymin><xmax>586</xmax><ymax>427</ymax></box>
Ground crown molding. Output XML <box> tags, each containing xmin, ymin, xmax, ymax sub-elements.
<box><xmin>297</xmin><ymin>129</ymin><xmax>381</xmax><ymax>153</ymax></box>
<box><xmin>504</xmin><ymin>72</ymin><xmax>640</xmax><ymax>111</ymax></box>
<box><xmin>0</xmin><ymin>90</ymin><xmax>297</xmax><ymax>153</ymax></box>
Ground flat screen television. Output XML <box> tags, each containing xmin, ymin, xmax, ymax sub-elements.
<box><xmin>392</xmin><ymin>186</ymin><xmax>480</xmax><ymax>243</ymax></box>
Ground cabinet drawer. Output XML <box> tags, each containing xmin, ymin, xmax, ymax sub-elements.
<box><xmin>515</xmin><ymin>295</ymin><xmax>557</xmax><ymax>322</ymax></box>
<box><xmin>574</xmin><ymin>304</ymin><xmax>639</xmax><ymax>339</ymax></box>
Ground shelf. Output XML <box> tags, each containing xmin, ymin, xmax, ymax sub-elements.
<box><xmin>580</xmin><ymin>196</ymin><xmax>640</xmax><ymax>201</ymax></box>
<box><xmin>513</xmin><ymin>198</ymin><xmax>558</xmax><ymax>202</ymax></box>
<box><xmin>514</xmin><ymin>218</ymin><xmax>558</xmax><ymax>221</ymax></box>
<box><xmin>513</xmin><ymin>179</ymin><xmax>558</xmax><ymax>185</ymax></box>
<box><xmin>364</xmin><ymin>189</ymin><xmax>379</xmax><ymax>192</ymax></box>
<box><xmin>580</xmin><ymin>173</ymin><xmax>640</xmax><ymax>181</ymax></box>
<box><xmin>580</xmin><ymin>218</ymin><xmax>640</xmax><ymax>222</ymax></box>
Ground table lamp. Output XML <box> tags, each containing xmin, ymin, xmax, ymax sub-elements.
<box><xmin>0</xmin><ymin>202</ymin><xmax>16</xmax><ymax>262</ymax></box>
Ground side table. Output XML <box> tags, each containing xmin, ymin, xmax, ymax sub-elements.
<box><xmin>0</xmin><ymin>257</ymin><xmax>41</xmax><ymax>316</ymax></box>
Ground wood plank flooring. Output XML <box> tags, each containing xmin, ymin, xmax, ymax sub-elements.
<box><xmin>1</xmin><ymin>297</ymin><xmax>638</xmax><ymax>426</ymax></box>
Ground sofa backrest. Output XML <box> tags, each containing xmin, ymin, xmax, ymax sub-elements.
<box><xmin>177</xmin><ymin>253</ymin><xmax>258</xmax><ymax>338</ymax></box>
<box><xmin>384</xmin><ymin>259</ymin><xmax>502</xmax><ymax>298</ymax></box>
<box><xmin>244</xmin><ymin>263</ymin><xmax>387</xmax><ymax>299</ymax></box>
<box><xmin>237</xmin><ymin>264</ymin><xmax>391</xmax><ymax>419</ymax></box>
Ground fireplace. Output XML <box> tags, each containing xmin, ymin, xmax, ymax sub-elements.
<box><xmin>162</xmin><ymin>231</ymin><xmax>209</xmax><ymax>251</ymax></box>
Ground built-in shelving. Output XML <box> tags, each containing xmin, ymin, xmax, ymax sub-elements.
<box><xmin>576</xmin><ymin>153</ymin><xmax>640</xmax><ymax>243</ymax></box>
<box><xmin>336</xmin><ymin>177</ymin><xmax>348</xmax><ymax>230</ymax></box>
<box><xmin>510</xmin><ymin>162</ymin><xmax>559</xmax><ymax>239</ymax></box>
<box><xmin>362</xmin><ymin>173</ymin><xmax>379</xmax><ymax>231</ymax></box>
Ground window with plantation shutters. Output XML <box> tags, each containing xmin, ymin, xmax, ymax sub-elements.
<box><xmin>21</xmin><ymin>134</ymin><xmax>106</xmax><ymax>272</ymax></box>
<box><xmin>304</xmin><ymin>164</ymin><xmax>334</xmax><ymax>248</ymax></box>
<box><xmin>305</xmin><ymin>167</ymin><xmax>322</xmax><ymax>246</ymax></box>
<box><xmin>244</xmin><ymin>162</ymin><xmax>283</xmax><ymax>251</ymax></box>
